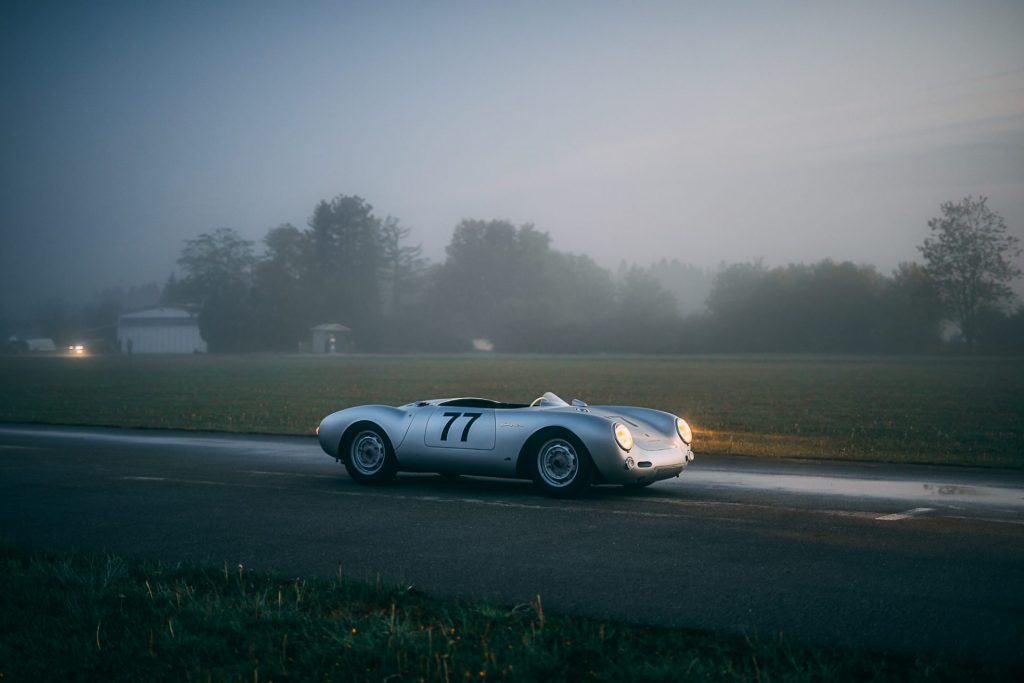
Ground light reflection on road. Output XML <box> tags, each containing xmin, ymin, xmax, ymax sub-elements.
<box><xmin>661</xmin><ymin>468</ymin><xmax>1024</xmax><ymax>509</ymax></box>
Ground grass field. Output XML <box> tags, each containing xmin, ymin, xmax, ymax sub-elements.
<box><xmin>2</xmin><ymin>543</ymin><xmax>1018</xmax><ymax>682</ymax></box>
<box><xmin>1</xmin><ymin>353</ymin><xmax>1022</xmax><ymax>467</ymax></box>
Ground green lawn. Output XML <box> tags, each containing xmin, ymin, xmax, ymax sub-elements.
<box><xmin>1</xmin><ymin>353</ymin><xmax>1022</xmax><ymax>467</ymax></box>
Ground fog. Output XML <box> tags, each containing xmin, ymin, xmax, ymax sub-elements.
<box><xmin>2</xmin><ymin>0</ymin><xmax>1023</xmax><ymax>320</ymax></box>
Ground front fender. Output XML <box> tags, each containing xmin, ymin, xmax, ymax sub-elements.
<box><xmin>512</xmin><ymin>409</ymin><xmax>691</xmax><ymax>485</ymax></box>
<box><xmin>512</xmin><ymin>411</ymin><xmax>620</xmax><ymax>478</ymax></box>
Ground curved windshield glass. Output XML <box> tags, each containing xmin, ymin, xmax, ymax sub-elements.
<box><xmin>538</xmin><ymin>391</ymin><xmax>568</xmax><ymax>407</ymax></box>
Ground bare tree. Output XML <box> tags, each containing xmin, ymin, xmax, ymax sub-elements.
<box><xmin>919</xmin><ymin>196</ymin><xmax>1021</xmax><ymax>353</ymax></box>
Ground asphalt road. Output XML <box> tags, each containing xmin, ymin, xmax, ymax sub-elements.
<box><xmin>1</xmin><ymin>424</ymin><xmax>1023</xmax><ymax>663</ymax></box>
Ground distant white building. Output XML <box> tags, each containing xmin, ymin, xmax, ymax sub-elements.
<box><xmin>311</xmin><ymin>323</ymin><xmax>352</xmax><ymax>353</ymax></box>
<box><xmin>117</xmin><ymin>307</ymin><xmax>206</xmax><ymax>354</ymax></box>
<box><xmin>26</xmin><ymin>338</ymin><xmax>57</xmax><ymax>352</ymax></box>
<box><xmin>5</xmin><ymin>336</ymin><xmax>56</xmax><ymax>352</ymax></box>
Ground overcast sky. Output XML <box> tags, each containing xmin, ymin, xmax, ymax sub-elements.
<box><xmin>2</xmin><ymin>0</ymin><xmax>1022</xmax><ymax>318</ymax></box>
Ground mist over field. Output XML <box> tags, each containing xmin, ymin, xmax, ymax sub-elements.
<box><xmin>1</xmin><ymin>1</ymin><xmax>1022</xmax><ymax>350</ymax></box>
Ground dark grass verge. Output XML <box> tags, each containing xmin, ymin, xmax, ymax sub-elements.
<box><xmin>1</xmin><ymin>544</ymin><xmax>1019</xmax><ymax>682</ymax></box>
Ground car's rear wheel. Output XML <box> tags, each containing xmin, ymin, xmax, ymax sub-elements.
<box><xmin>343</xmin><ymin>425</ymin><xmax>397</xmax><ymax>485</ymax></box>
<box><xmin>532</xmin><ymin>433</ymin><xmax>593</xmax><ymax>498</ymax></box>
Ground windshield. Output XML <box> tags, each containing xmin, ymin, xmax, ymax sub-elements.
<box><xmin>535</xmin><ymin>391</ymin><xmax>569</xmax><ymax>407</ymax></box>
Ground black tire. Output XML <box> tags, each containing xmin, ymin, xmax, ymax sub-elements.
<box><xmin>342</xmin><ymin>424</ymin><xmax>397</xmax><ymax>485</ymax></box>
<box><xmin>531</xmin><ymin>432</ymin><xmax>593</xmax><ymax>498</ymax></box>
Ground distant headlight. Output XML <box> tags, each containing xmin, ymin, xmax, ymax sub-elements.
<box><xmin>676</xmin><ymin>418</ymin><xmax>692</xmax><ymax>445</ymax></box>
<box><xmin>613</xmin><ymin>423</ymin><xmax>634</xmax><ymax>451</ymax></box>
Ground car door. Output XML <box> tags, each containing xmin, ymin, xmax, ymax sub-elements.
<box><xmin>423</xmin><ymin>407</ymin><xmax>496</xmax><ymax>450</ymax></box>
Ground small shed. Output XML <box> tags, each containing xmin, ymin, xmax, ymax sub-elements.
<box><xmin>117</xmin><ymin>306</ymin><xmax>207</xmax><ymax>354</ymax></box>
<box><xmin>311</xmin><ymin>323</ymin><xmax>352</xmax><ymax>353</ymax></box>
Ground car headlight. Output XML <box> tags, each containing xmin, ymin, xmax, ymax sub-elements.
<box><xmin>613</xmin><ymin>423</ymin><xmax>633</xmax><ymax>451</ymax></box>
<box><xmin>676</xmin><ymin>418</ymin><xmax>692</xmax><ymax>445</ymax></box>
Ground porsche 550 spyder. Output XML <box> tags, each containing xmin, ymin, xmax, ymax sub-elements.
<box><xmin>316</xmin><ymin>392</ymin><xmax>695</xmax><ymax>497</ymax></box>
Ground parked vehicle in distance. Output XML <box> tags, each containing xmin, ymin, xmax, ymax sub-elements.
<box><xmin>317</xmin><ymin>391</ymin><xmax>695</xmax><ymax>497</ymax></box>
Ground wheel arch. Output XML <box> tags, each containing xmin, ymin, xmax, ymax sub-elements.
<box><xmin>515</xmin><ymin>426</ymin><xmax>591</xmax><ymax>479</ymax></box>
<box><xmin>338</xmin><ymin>420</ymin><xmax>398</xmax><ymax>466</ymax></box>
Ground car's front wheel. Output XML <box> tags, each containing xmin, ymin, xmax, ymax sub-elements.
<box><xmin>343</xmin><ymin>425</ymin><xmax>397</xmax><ymax>485</ymax></box>
<box><xmin>532</xmin><ymin>433</ymin><xmax>593</xmax><ymax>498</ymax></box>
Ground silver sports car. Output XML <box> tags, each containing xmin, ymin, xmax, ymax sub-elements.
<box><xmin>317</xmin><ymin>391</ymin><xmax>695</xmax><ymax>497</ymax></box>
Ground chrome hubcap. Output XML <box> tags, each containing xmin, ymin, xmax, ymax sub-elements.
<box><xmin>351</xmin><ymin>431</ymin><xmax>386</xmax><ymax>475</ymax></box>
<box><xmin>538</xmin><ymin>439</ymin><xmax>578</xmax><ymax>487</ymax></box>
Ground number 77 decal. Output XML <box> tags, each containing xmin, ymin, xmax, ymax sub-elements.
<box><xmin>440</xmin><ymin>412</ymin><xmax>483</xmax><ymax>442</ymax></box>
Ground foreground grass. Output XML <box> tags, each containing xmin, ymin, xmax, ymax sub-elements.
<box><xmin>1</xmin><ymin>544</ymin><xmax>1017</xmax><ymax>682</ymax></box>
<box><xmin>1</xmin><ymin>354</ymin><xmax>1022</xmax><ymax>467</ymax></box>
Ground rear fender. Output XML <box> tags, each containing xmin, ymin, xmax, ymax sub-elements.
<box><xmin>318</xmin><ymin>405</ymin><xmax>413</xmax><ymax>460</ymax></box>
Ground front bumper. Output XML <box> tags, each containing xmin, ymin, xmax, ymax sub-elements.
<box><xmin>589</xmin><ymin>438</ymin><xmax>694</xmax><ymax>485</ymax></box>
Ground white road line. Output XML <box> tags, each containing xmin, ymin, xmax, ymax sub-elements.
<box><xmin>876</xmin><ymin>507</ymin><xmax>935</xmax><ymax>521</ymax></box>
<box><xmin>117</xmin><ymin>474</ymin><xmax>736</xmax><ymax>519</ymax></box>
<box><xmin>115</xmin><ymin>476</ymin><xmax>1023</xmax><ymax>526</ymax></box>
<box><xmin>0</xmin><ymin>444</ymin><xmax>42</xmax><ymax>451</ymax></box>
<box><xmin>120</xmin><ymin>476</ymin><xmax>288</xmax><ymax>490</ymax></box>
<box><xmin>321</xmin><ymin>488</ymin><xmax>684</xmax><ymax>518</ymax></box>
<box><xmin>243</xmin><ymin>470</ymin><xmax>336</xmax><ymax>479</ymax></box>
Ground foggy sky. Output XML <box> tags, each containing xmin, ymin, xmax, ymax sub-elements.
<box><xmin>2</xmin><ymin>0</ymin><xmax>1023</xmax><ymax>319</ymax></box>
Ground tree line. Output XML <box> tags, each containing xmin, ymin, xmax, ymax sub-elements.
<box><xmin>8</xmin><ymin>194</ymin><xmax>1017</xmax><ymax>354</ymax></box>
<box><xmin>156</xmin><ymin>194</ymin><xmax>1020</xmax><ymax>354</ymax></box>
